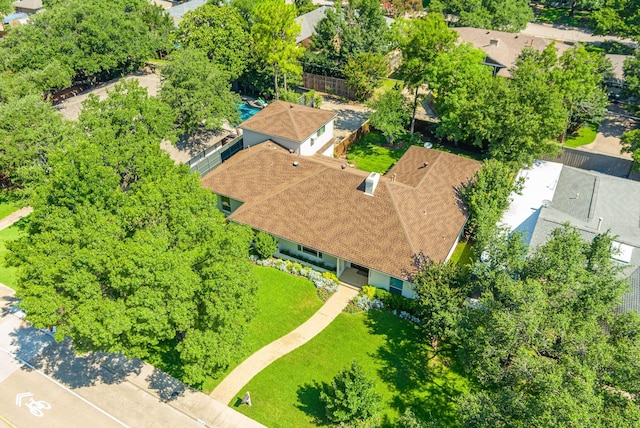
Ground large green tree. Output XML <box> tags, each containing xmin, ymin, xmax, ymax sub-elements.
<box><xmin>170</xmin><ymin>4</ymin><xmax>250</xmax><ymax>80</ymax></box>
<box><xmin>394</xmin><ymin>13</ymin><xmax>458</xmax><ymax>134</ymax></box>
<box><xmin>0</xmin><ymin>0</ymin><xmax>12</xmax><ymax>15</ymax></box>
<box><xmin>343</xmin><ymin>52</ymin><xmax>388</xmax><ymax>101</ymax></box>
<box><xmin>430</xmin><ymin>0</ymin><xmax>533</xmax><ymax>32</ymax></box>
<box><xmin>456</xmin><ymin>226</ymin><xmax>638</xmax><ymax>427</ymax></box>
<box><xmin>591</xmin><ymin>0</ymin><xmax>640</xmax><ymax>41</ymax></box>
<box><xmin>623</xmin><ymin>50</ymin><xmax>640</xmax><ymax>113</ymax></box>
<box><xmin>7</xmin><ymin>81</ymin><xmax>258</xmax><ymax>385</ymax></box>
<box><xmin>367</xmin><ymin>85</ymin><xmax>411</xmax><ymax>143</ymax></box>
<box><xmin>410</xmin><ymin>255</ymin><xmax>469</xmax><ymax>351</ymax></box>
<box><xmin>0</xmin><ymin>95</ymin><xmax>71</xmax><ymax>188</ymax></box>
<box><xmin>305</xmin><ymin>0</ymin><xmax>390</xmax><ymax>74</ymax></box>
<box><xmin>160</xmin><ymin>48</ymin><xmax>240</xmax><ymax>135</ymax></box>
<box><xmin>251</xmin><ymin>0</ymin><xmax>302</xmax><ymax>99</ymax></box>
<box><xmin>0</xmin><ymin>0</ymin><xmax>172</xmax><ymax>92</ymax></box>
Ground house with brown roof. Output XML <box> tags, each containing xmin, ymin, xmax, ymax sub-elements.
<box><xmin>453</xmin><ymin>27</ymin><xmax>573</xmax><ymax>77</ymax></box>
<box><xmin>201</xmin><ymin>142</ymin><xmax>481</xmax><ymax>297</ymax></box>
<box><xmin>239</xmin><ymin>101</ymin><xmax>337</xmax><ymax>157</ymax></box>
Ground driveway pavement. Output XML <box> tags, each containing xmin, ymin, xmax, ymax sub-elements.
<box><xmin>0</xmin><ymin>284</ymin><xmax>264</xmax><ymax>428</ymax></box>
<box><xmin>581</xmin><ymin>109</ymin><xmax>637</xmax><ymax>158</ymax></box>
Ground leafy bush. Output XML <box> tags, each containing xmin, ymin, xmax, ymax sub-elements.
<box><xmin>320</xmin><ymin>360</ymin><xmax>381</xmax><ymax>427</ymax></box>
<box><xmin>254</xmin><ymin>231</ymin><xmax>278</xmax><ymax>259</ymax></box>
<box><xmin>372</xmin><ymin>288</ymin><xmax>419</xmax><ymax>314</ymax></box>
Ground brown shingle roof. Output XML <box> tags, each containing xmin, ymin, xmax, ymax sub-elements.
<box><xmin>239</xmin><ymin>101</ymin><xmax>336</xmax><ymax>143</ymax></box>
<box><xmin>201</xmin><ymin>142</ymin><xmax>481</xmax><ymax>278</ymax></box>
<box><xmin>453</xmin><ymin>27</ymin><xmax>572</xmax><ymax>78</ymax></box>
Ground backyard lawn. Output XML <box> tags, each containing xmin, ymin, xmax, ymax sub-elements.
<box><xmin>151</xmin><ymin>265</ymin><xmax>324</xmax><ymax>392</ymax></box>
<box><xmin>450</xmin><ymin>239</ymin><xmax>474</xmax><ymax>267</ymax></box>
<box><xmin>0</xmin><ymin>219</ymin><xmax>27</xmax><ymax>288</ymax></box>
<box><xmin>0</xmin><ymin>191</ymin><xmax>18</xmax><ymax>221</ymax></box>
<box><xmin>346</xmin><ymin>131</ymin><xmax>409</xmax><ymax>174</ymax></box>
<box><xmin>564</xmin><ymin>123</ymin><xmax>598</xmax><ymax>148</ymax></box>
<box><xmin>234</xmin><ymin>311</ymin><xmax>470</xmax><ymax>427</ymax></box>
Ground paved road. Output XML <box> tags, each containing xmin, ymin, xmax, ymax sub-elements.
<box><xmin>0</xmin><ymin>284</ymin><xmax>264</xmax><ymax>428</ymax></box>
<box><xmin>521</xmin><ymin>22</ymin><xmax>637</xmax><ymax>46</ymax></box>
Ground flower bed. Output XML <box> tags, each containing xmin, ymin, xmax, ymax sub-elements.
<box><xmin>251</xmin><ymin>256</ymin><xmax>339</xmax><ymax>299</ymax></box>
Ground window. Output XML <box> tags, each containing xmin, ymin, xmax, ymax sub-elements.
<box><xmin>317</xmin><ymin>125</ymin><xmax>326</xmax><ymax>137</ymax></box>
<box><xmin>298</xmin><ymin>245</ymin><xmax>322</xmax><ymax>258</ymax></box>
<box><xmin>389</xmin><ymin>277</ymin><xmax>403</xmax><ymax>295</ymax></box>
<box><xmin>310</xmin><ymin>138</ymin><xmax>315</xmax><ymax>146</ymax></box>
<box><xmin>220</xmin><ymin>196</ymin><xmax>231</xmax><ymax>212</ymax></box>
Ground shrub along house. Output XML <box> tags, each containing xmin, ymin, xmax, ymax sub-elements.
<box><xmin>201</xmin><ymin>139</ymin><xmax>480</xmax><ymax>298</ymax></box>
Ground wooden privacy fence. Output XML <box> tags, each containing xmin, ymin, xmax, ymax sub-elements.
<box><xmin>541</xmin><ymin>147</ymin><xmax>634</xmax><ymax>179</ymax></box>
<box><xmin>334</xmin><ymin>120</ymin><xmax>370</xmax><ymax>157</ymax></box>
<box><xmin>302</xmin><ymin>73</ymin><xmax>355</xmax><ymax>100</ymax></box>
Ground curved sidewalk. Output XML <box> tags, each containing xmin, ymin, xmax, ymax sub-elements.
<box><xmin>0</xmin><ymin>207</ymin><xmax>32</xmax><ymax>231</ymax></box>
<box><xmin>210</xmin><ymin>284</ymin><xmax>359</xmax><ymax>404</ymax></box>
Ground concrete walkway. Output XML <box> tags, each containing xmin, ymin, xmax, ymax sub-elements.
<box><xmin>0</xmin><ymin>207</ymin><xmax>32</xmax><ymax>231</ymax></box>
<box><xmin>210</xmin><ymin>284</ymin><xmax>359</xmax><ymax>404</ymax></box>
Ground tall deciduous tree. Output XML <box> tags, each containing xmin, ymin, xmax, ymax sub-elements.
<box><xmin>367</xmin><ymin>85</ymin><xmax>411</xmax><ymax>143</ymax></box>
<box><xmin>621</xmin><ymin>129</ymin><xmax>640</xmax><ymax>170</ymax></box>
<box><xmin>170</xmin><ymin>4</ymin><xmax>250</xmax><ymax>80</ymax></box>
<box><xmin>160</xmin><ymin>48</ymin><xmax>240</xmax><ymax>135</ymax></box>
<box><xmin>0</xmin><ymin>0</ymin><xmax>172</xmax><ymax>92</ymax></box>
<box><xmin>430</xmin><ymin>0</ymin><xmax>533</xmax><ymax>32</ymax></box>
<box><xmin>7</xmin><ymin>81</ymin><xmax>258</xmax><ymax>385</ymax></box>
<box><xmin>394</xmin><ymin>13</ymin><xmax>458</xmax><ymax>134</ymax></box>
<box><xmin>0</xmin><ymin>0</ymin><xmax>12</xmax><ymax>15</ymax></box>
<box><xmin>623</xmin><ymin>50</ymin><xmax>640</xmax><ymax>113</ymax></box>
<box><xmin>456</xmin><ymin>226</ymin><xmax>637</xmax><ymax>427</ymax></box>
<box><xmin>306</xmin><ymin>0</ymin><xmax>390</xmax><ymax>74</ymax></box>
<box><xmin>251</xmin><ymin>0</ymin><xmax>301</xmax><ymax>99</ymax></box>
<box><xmin>410</xmin><ymin>255</ymin><xmax>469</xmax><ymax>350</ymax></box>
<box><xmin>591</xmin><ymin>0</ymin><xmax>640</xmax><ymax>41</ymax></box>
<box><xmin>0</xmin><ymin>95</ymin><xmax>71</xmax><ymax>188</ymax></box>
<box><xmin>343</xmin><ymin>52</ymin><xmax>389</xmax><ymax>101</ymax></box>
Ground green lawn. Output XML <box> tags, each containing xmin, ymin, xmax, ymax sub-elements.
<box><xmin>564</xmin><ymin>123</ymin><xmax>598</xmax><ymax>148</ymax></box>
<box><xmin>450</xmin><ymin>239</ymin><xmax>474</xmax><ymax>267</ymax></box>
<box><xmin>234</xmin><ymin>311</ymin><xmax>470</xmax><ymax>427</ymax></box>
<box><xmin>199</xmin><ymin>265</ymin><xmax>323</xmax><ymax>391</ymax></box>
<box><xmin>346</xmin><ymin>132</ymin><xmax>409</xmax><ymax>174</ymax></box>
<box><xmin>0</xmin><ymin>218</ymin><xmax>28</xmax><ymax>288</ymax></box>
<box><xmin>534</xmin><ymin>7</ymin><xmax>591</xmax><ymax>28</ymax></box>
<box><xmin>0</xmin><ymin>191</ymin><xmax>18</xmax><ymax>220</ymax></box>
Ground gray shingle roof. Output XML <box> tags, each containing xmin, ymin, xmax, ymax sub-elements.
<box><xmin>168</xmin><ymin>0</ymin><xmax>206</xmax><ymax>21</ymax></box>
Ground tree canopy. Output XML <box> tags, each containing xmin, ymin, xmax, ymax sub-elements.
<box><xmin>591</xmin><ymin>0</ymin><xmax>640</xmax><ymax>41</ymax></box>
<box><xmin>0</xmin><ymin>95</ymin><xmax>72</xmax><ymax>188</ymax></box>
<box><xmin>430</xmin><ymin>0</ymin><xmax>533</xmax><ymax>32</ymax></box>
<box><xmin>7</xmin><ymin>81</ymin><xmax>258</xmax><ymax>385</ymax></box>
<box><xmin>250</xmin><ymin>0</ymin><xmax>302</xmax><ymax>99</ymax></box>
<box><xmin>160</xmin><ymin>48</ymin><xmax>240</xmax><ymax>135</ymax></box>
<box><xmin>367</xmin><ymin>85</ymin><xmax>411</xmax><ymax>143</ymax></box>
<box><xmin>0</xmin><ymin>0</ymin><xmax>172</xmax><ymax>93</ymax></box>
<box><xmin>304</xmin><ymin>0</ymin><xmax>390</xmax><ymax>75</ymax></box>
<box><xmin>170</xmin><ymin>4</ymin><xmax>250</xmax><ymax>80</ymax></box>
<box><xmin>455</xmin><ymin>226</ymin><xmax>638</xmax><ymax>427</ymax></box>
<box><xmin>343</xmin><ymin>52</ymin><xmax>389</xmax><ymax>101</ymax></box>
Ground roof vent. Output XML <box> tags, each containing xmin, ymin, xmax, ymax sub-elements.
<box><xmin>293</xmin><ymin>161</ymin><xmax>299</xmax><ymax>167</ymax></box>
<box><xmin>489</xmin><ymin>38</ymin><xmax>499</xmax><ymax>47</ymax></box>
<box><xmin>290</xmin><ymin>104</ymin><xmax>295</xmax><ymax>108</ymax></box>
<box><xmin>364</xmin><ymin>172</ymin><xmax>380</xmax><ymax>196</ymax></box>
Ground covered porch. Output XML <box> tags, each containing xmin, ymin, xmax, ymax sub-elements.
<box><xmin>338</xmin><ymin>267</ymin><xmax>369</xmax><ymax>288</ymax></box>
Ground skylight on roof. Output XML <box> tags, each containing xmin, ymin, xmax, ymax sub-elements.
<box><xmin>611</xmin><ymin>241</ymin><xmax>634</xmax><ymax>264</ymax></box>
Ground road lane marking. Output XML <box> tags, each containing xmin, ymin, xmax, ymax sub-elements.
<box><xmin>0</xmin><ymin>346</ymin><xmax>129</xmax><ymax>427</ymax></box>
<box><xmin>0</xmin><ymin>414</ymin><xmax>17</xmax><ymax>428</ymax></box>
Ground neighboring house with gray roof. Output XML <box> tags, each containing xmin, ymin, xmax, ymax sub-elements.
<box><xmin>296</xmin><ymin>5</ymin><xmax>329</xmax><ymax>45</ymax></box>
<box><xmin>503</xmin><ymin>160</ymin><xmax>640</xmax><ymax>313</ymax></box>
<box><xmin>201</xmin><ymin>142</ymin><xmax>480</xmax><ymax>296</ymax></box>
<box><xmin>167</xmin><ymin>0</ymin><xmax>206</xmax><ymax>25</ymax></box>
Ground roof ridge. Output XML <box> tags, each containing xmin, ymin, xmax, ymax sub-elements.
<box><xmin>386</xmin><ymin>182</ymin><xmax>419</xmax><ymax>265</ymax></box>
<box><xmin>287</xmin><ymin>107</ymin><xmax>304</xmax><ymax>141</ymax></box>
<box><xmin>416</xmin><ymin>150</ymin><xmax>443</xmax><ymax>188</ymax></box>
<box><xmin>232</xmin><ymin>156</ymin><xmax>327</xmax><ymax>216</ymax></box>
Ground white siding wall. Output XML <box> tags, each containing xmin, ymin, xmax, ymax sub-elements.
<box><xmin>275</xmin><ymin>238</ymin><xmax>337</xmax><ymax>269</ymax></box>
<box><xmin>241</xmin><ymin>120</ymin><xmax>334</xmax><ymax>157</ymax></box>
<box><xmin>445</xmin><ymin>225</ymin><xmax>466</xmax><ymax>261</ymax></box>
<box><xmin>369</xmin><ymin>269</ymin><xmax>416</xmax><ymax>299</ymax></box>
<box><xmin>217</xmin><ymin>195</ymin><xmax>243</xmax><ymax>214</ymax></box>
